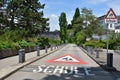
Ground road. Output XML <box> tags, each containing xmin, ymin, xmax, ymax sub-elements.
<box><xmin>5</xmin><ymin>44</ymin><xmax>115</xmax><ymax>80</ymax></box>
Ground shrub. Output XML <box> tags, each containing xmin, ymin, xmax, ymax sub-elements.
<box><xmin>27</xmin><ymin>37</ymin><xmax>38</xmax><ymax>44</ymax></box>
<box><xmin>84</xmin><ymin>40</ymin><xmax>105</xmax><ymax>48</ymax></box>
<box><xmin>75</xmin><ymin>31</ymin><xmax>86</xmax><ymax>45</ymax></box>
<box><xmin>0</xmin><ymin>30</ymin><xmax>24</xmax><ymax>42</ymax></box>
<box><xmin>37</xmin><ymin>37</ymin><xmax>50</xmax><ymax>48</ymax></box>
<box><xmin>49</xmin><ymin>39</ymin><xmax>61</xmax><ymax>45</ymax></box>
<box><xmin>16</xmin><ymin>40</ymin><xmax>36</xmax><ymax>48</ymax></box>
<box><xmin>0</xmin><ymin>41</ymin><xmax>21</xmax><ymax>50</ymax></box>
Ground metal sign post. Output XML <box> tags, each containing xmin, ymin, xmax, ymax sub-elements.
<box><xmin>105</xmin><ymin>8</ymin><xmax>117</xmax><ymax>53</ymax></box>
<box><xmin>104</xmin><ymin>8</ymin><xmax>117</xmax><ymax>68</ymax></box>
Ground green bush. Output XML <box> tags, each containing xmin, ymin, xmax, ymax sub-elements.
<box><xmin>37</xmin><ymin>37</ymin><xmax>50</xmax><ymax>47</ymax></box>
<box><xmin>49</xmin><ymin>39</ymin><xmax>61</xmax><ymax>45</ymax></box>
<box><xmin>84</xmin><ymin>40</ymin><xmax>105</xmax><ymax>48</ymax></box>
<box><xmin>0</xmin><ymin>41</ymin><xmax>21</xmax><ymax>50</ymax></box>
<box><xmin>27</xmin><ymin>37</ymin><xmax>38</xmax><ymax>44</ymax></box>
<box><xmin>36</xmin><ymin>37</ymin><xmax>61</xmax><ymax>48</ymax></box>
<box><xmin>16</xmin><ymin>40</ymin><xmax>36</xmax><ymax>48</ymax></box>
<box><xmin>75</xmin><ymin>31</ymin><xmax>86</xmax><ymax>45</ymax></box>
<box><xmin>0</xmin><ymin>30</ymin><xmax>24</xmax><ymax>42</ymax></box>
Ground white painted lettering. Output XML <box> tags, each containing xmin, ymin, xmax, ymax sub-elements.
<box><xmin>53</xmin><ymin>66</ymin><xmax>64</xmax><ymax>74</ymax></box>
<box><xmin>43</xmin><ymin>65</ymin><xmax>55</xmax><ymax>73</ymax></box>
<box><xmin>33</xmin><ymin>65</ymin><xmax>46</xmax><ymax>73</ymax></box>
<box><xmin>32</xmin><ymin>65</ymin><xmax>95</xmax><ymax>77</ymax></box>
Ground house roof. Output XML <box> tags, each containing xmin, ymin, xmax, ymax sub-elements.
<box><xmin>97</xmin><ymin>15</ymin><xmax>120</xmax><ymax>20</ymax></box>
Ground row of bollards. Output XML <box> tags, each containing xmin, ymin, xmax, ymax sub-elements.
<box><xmin>85</xmin><ymin>47</ymin><xmax>113</xmax><ymax>68</ymax></box>
<box><xmin>18</xmin><ymin>45</ymin><xmax>64</xmax><ymax>63</ymax></box>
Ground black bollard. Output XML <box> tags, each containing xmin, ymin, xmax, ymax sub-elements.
<box><xmin>37</xmin><ymin>47</ymin><xmax>40</xmax><ymax>56</ymax></box>
<box><xmin>51</xmin><ymin>45</ymin><xmax>53</xmax><ymax>51</ymax></box>
<box><xmin>45</xmin><ymin>46</ymin><xmax>48</xmax><ymax>53</ymax></box>
<box><xmin>19</xmin><ymin>49</ymin><xmax>25</xmax><ymax>63</ymax></box>
<box><xmin>107</xmin><ymin>53</ymin><xmax>113</xmax><ymax>67</ymax></box>
<box><xmin>90</xmin><ymin>47</ymin><xmax>93</xmax><ymax>54</ymax></box>
<box><xmin>96</xmin><ymin>50</ymin><xmax>99</xmax><ymax>58</ymax></box>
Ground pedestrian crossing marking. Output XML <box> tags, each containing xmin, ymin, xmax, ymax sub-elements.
<box><xmin>47</xmin><ymin>54</ymin><xmax>87</xmax><ymax>64</ymax></box>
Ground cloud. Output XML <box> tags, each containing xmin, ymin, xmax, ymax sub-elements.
<box><xmin>51</xmin><ymin>14</ymin><xmax>58</xmax><ymax>18</ymax></box>
<box><xmin>48</xmin><ymin>14</ymin><xmax>59</xmax><ymax>31</ymax></box>
<box><xmin>87</xmin><ymin>0</ymin><xmax>108</xmax><ymax>5</ymax></box>
<box><xmin>66</xmin><ymin>11</ymin><xmax>74</xmax><ymax>24</ymax></box>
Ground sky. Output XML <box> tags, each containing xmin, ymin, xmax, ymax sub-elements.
<box><xmin>40</xmin><ymin>0</ymin><xmax>120</xmax><ymax>31</ymax></box>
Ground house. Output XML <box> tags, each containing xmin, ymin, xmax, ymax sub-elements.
<box><xmin>98</xmin><ymin>15</ymin><xmax>120</xmax><ymax>33</ymax></box>
<box><xmin>40</xmin><ymin>31</ymin><xmax>60</xmax><ymax>40</ymax></box>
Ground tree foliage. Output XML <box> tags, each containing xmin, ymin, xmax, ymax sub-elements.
<box><xmin>0</xmin><ymin>0</ymin><xmax>49</xmax><ymax>37</ymax></box>
<box><xmin>81</xmin><ymin>7</ymin><xmax>103</xmax><ymax>38</ymax></box>
<box><xmin>0</xmin><ymin>0</ymin><xmax>8</xmax><ymax>34</ymax></box>
<box><xmin>75</xmin><ymin>31</ymin><xmax>86</xmax><ymax>45</ymax></box>
<box><xmin>59</xmin><ymin>12</ymin><xmax>67</xmax><ymax>43</ymax></box>
<box><xmin>71</xmin><ymin>8</ymin><xmax>83</xmax><ymax>34</ymax></box>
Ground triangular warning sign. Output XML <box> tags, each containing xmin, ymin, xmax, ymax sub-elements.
<box><xmin>47</xmin><ymin>54</ymin><xmax>87</xmax><ymax>64</ymax></box>
<box><xmin>105</xmin><ymin>8</ymin><xmax>117</xmax><ymax>19</ymax></box>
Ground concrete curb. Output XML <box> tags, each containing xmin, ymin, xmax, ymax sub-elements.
<box><xmin>80</xmin><ymin>47</ymin><xmax>117</xmax><ymax>71</ymax></box>
<box><xmin>0</xmin><ymin>46</ymin><xmax>64</xmax><ymax>80</ymax></box>
<box><xmin>80</xmin><ymin>47</ymin><xmax>120</xmax><ymax>79</ymax></box>
<box><xmin>79</xmin><ymin>47</ymin><xmax>112</xmax><ymax>71</ymax></box>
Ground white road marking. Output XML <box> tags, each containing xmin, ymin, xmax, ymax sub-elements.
<box><xmin>53</xmin><ymin>66</ymin><xmax>64</xmax><ymax>74</ymax></box>
<box><xmin>32</xmin><ymin>65</ymin><xmax>95</xmax><ymax>77</ymax></box>
<box><xmin>84</xmin><ymin>67</ymin><xmax>95</xmax><ymax>76</ymax></box>
<box><xmin>43</xmin><ymin>65</ymin><xmax>55</xmax><ymax>73</ymax></box>
<box><xmin>55</xmin><ymin>55</ymin><xmax>79</xmax><ymax>62</ymax></box>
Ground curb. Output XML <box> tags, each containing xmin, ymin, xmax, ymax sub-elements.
<box><xmin>79</xmin><ymin>47</ymin><xmax>116</xmax><ymax>71</ymax></box>
<box><xmin>0</xmin><ymin>46</ymin><xmax>64</xmax><ymax>80</ymax></box>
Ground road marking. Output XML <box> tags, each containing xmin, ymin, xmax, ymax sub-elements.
<box><xmin>47</xmin><ymin>54</ymin><xmax>87</xmax><ymax>64</ymax></box>
<box><xmin>43</xmin><ymin>65</ymin><xmax>55</xmax><ymax>73</ymax></box>
<box><xmin>84</xmin><ymin>67</ymin><xmax>95</xmax><ymax>76</ymax></box>
<box><xmin>53</xmin><ymin>66</ymin><xmax>64</xmax><ymax>74</ymax></box>
<box><xmin>32</xmin><ymin>65</ymin><xmax>95</xmax><ymax>76</ymax></box>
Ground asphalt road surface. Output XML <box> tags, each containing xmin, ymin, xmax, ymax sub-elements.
<box><xmin>5</xmin><ymin>44</ymin><xmax>115</xmax><ymax>80</ymax></box>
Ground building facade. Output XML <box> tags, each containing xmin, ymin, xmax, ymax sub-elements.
<box><xmin>40</xmin><ymin>31</ymin><xmax>60</xmax><ymax>40</ymax></box>
<box><xmin>98</xmin><ymin>15</ymin><xmax>120</xmax><ymax>33</ymax></box>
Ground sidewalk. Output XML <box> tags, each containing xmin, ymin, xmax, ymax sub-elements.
<box><xmin>81</xmin><ymin>47</ymin><xmax>120</xmax><ymax>79</ymax></box>
<box><xmin>0</xmin><ymin>45</ymin><xmax>63</xmax><ymax>79</ymax></box>
<box><xmin>0</xmin><ymin>48</ymin><xmax>50</xmax><ymax>70</ymax></box>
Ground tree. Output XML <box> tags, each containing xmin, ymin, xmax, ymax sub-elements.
<box><xmin>6</xmin><ymin>0</ymin><xmax>49</xmax><ymax>37</ymax></box>
<box><xmin>75</xmin><ymin>31</ymin><xmax>86</xmax><ymax>45</ymax></box>
<box><xmin>0</xmin><ymin>0</ymin><xmax>8</xmax><ymax>34</ymax></box>
<box><xmin>71</xmin><ymin>8</ymin><xmax>83</xmax><ymax>35</ymax></box>
<box><xmin>59</xmin><ymin>12</ymin><xmax>67</xmax><ymax>43</ymax></box>
<box><xmin>67</xmin><ymin>24</ymin><xmax>72</xmax><ymax>29</ymax></box>
<box><xmin>81</xmin><ymin>7</ymin><xmax>103</xmax><ymax>38</ymax></box>
<box><xmin>7</xmin><ymin>0</ymin><xmax>21</xmax><ymax>30</ymax></box>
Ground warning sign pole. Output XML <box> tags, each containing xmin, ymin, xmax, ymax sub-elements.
<box><xmin>104</xmin><ymin>8</ymin><xmax>117</xmax><ymax>68</ymax></box>
<box><xmin>105</xmin><ymin>8</ymin><xmax>117</xmax><ymax>53</ymax></box>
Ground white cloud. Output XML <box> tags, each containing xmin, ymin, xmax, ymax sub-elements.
<box><xmin>66</xmin><ymin>11</ymin><xmax>74</xmax><ymax>24</ymax></box>
<box><xmin>87</xmin><ymin>0</ymin><xmax>108</xmax><ymax>5</ymax></box>
<box><xmin>48</xmin><ymin>14</ymin><xmax>59</xmax><ymax>31</ymax></box>
<box><xmin>51</xmin><ymin>14</ymin><xmax>58</xmax><ymax>18</ymax></box>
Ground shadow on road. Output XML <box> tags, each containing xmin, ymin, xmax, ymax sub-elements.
<box><xmin>22</xmin><ymin>66</ymin><xmax>115</xmax><ymax>80</ymax></box>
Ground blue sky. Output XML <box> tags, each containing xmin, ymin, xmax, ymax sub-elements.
<box><xmin>40</xmin><ymin>0</ymin><xmax>120</xmax><ymax>31</ymax></box>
